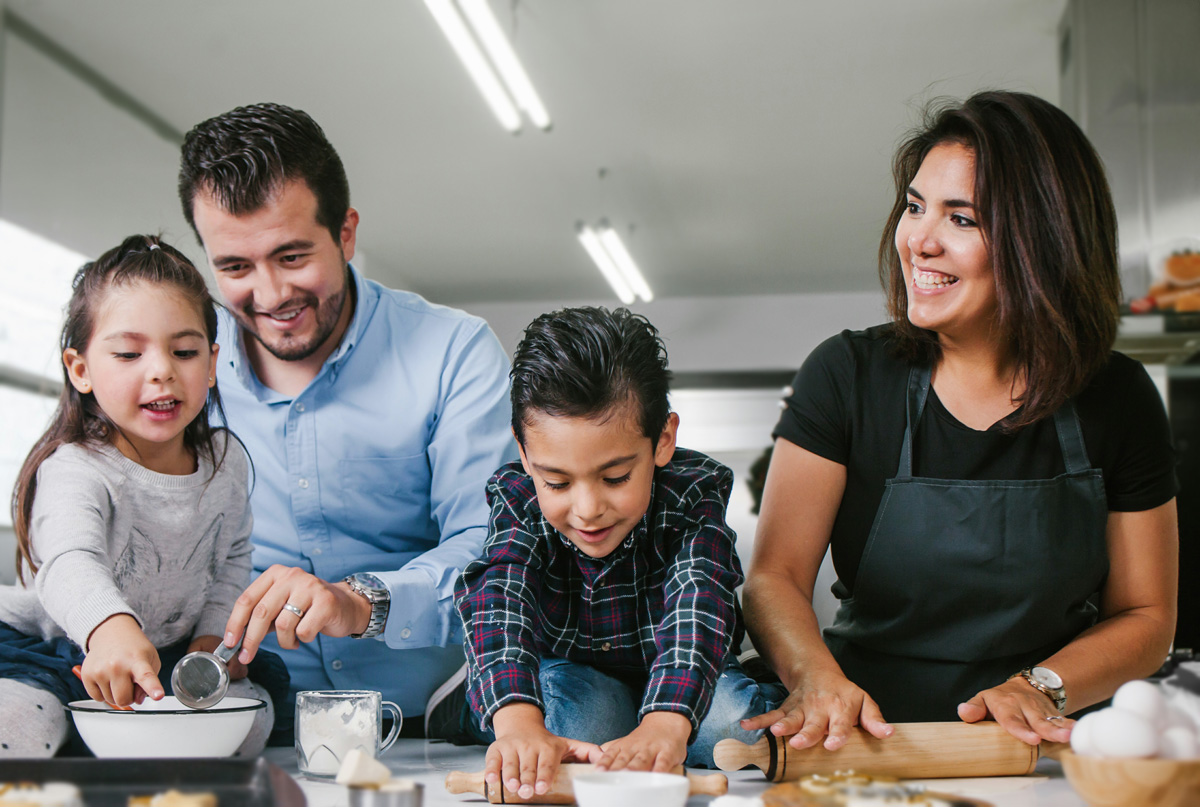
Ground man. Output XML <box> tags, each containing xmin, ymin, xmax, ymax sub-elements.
<box><xmin>177</xmin><ymin>102</ymin><xmax>516</xmax><ymax>728</ymax></box>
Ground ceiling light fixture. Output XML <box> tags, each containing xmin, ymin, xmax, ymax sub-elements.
<box><xmin>423</xmin><ymin>0</ymin><xmax>550</xmax><ymax>133</ymax></box>
<box><xmin>577</xmin><ymin>222</ymin><xmax>653</xmax><ymax>304</ymax></box>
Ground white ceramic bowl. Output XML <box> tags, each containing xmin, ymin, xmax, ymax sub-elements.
<box><xmin>66</xmin><ymin>695</ymin><xmax>264</xmax><ymax>758</ymax></box>
<box><xmin>572</xmin><ymin>771</ymin><xmax>689</xmax><ymax>807</ymax></box>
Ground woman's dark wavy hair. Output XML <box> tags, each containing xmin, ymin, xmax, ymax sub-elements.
<box><xmin>879</xmin><ymin>90</ymin><xmax>1121</xmax><ymax>430</ymax></box>
<box><xmin>178</xmin><ymin>102</ymin><xmax>350</xmax><ymax>245</ymax></box>
<box><xmin>510</xmin><ymin>307</ymin><xmax>672</xmax><ymax>445</ymax></box>
<box><xmin>11</xmin><ymin>235</ymin><xmax>231</xmax><ymax>584</ymax></box>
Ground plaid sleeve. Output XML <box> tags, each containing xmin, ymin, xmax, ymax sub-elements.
<box><xmin>640</xmin><ymin>462</ymin><xmax>743</xmax><ymax>734</ymax></box>
<box><xmin>455</xmin><ymin>467</ymin><xmax>547</xmax><ymax>731</ymax></box>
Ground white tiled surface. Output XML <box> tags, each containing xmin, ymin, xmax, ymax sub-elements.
<box><xmin>266</xmin><ymin>741</ymin><xmax>1088</xmax><ymax>807</ymax></box>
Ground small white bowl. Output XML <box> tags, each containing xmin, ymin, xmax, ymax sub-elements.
<box><xmin>66</xmin><ymin>695</ymin><xmax>264</xmax><ymax>758</ymax></box>
<box><xmin>572</xmin><ymin>771</ymin><xmax>689</xmax><ymax>807</ymax></box>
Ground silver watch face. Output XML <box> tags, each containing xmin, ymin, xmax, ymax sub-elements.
<box><xmin>350</xmin><ymin>573</ymin><xmax>388</xmax><ymax>595</ymax></box>
<box><xmin>1031</xmin><ymin>666</ymin><xmax>1063</xmax><ymax>690</ymax></box>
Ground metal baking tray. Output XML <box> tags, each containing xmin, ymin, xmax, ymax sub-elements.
<box><xmin>0</xmin><ymin>758</ymin><xmax>305</xmax><ymax>807</ymax></box>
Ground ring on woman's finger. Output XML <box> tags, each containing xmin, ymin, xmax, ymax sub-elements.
<box><xmin>282</xmin><ymin>602</ymin><xmax>306</xmax><ymax>618</ymax></box>
<box><xmin>1044</xmin><ymin>715</ymin><xmax>1066</xmax><ymax>722</ymax></box>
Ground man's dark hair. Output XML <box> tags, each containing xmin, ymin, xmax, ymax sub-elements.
<box><xmin>511</xmin><ymin>307</ymin><xmax>672</xmax><ymax>445</ymax></box>
<box><xmin>178</xmin><ymin>102</ymin><xmax>350</xmax><ymax>245</ymax></box>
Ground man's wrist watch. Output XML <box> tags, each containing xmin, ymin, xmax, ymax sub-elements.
<box><xmin>343</xmin><ymin>573</ymin><xmax>390</xmax><ymax>639</ymax></box>
<box><xmin>1018</xmin><ymin>665</ymin><xmax>1067</xmax><ymax>714</ymax></box>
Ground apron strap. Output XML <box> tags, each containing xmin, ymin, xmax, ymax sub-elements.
<box><xmin>897</xmin><ymin>365</ymin><xmax>933</xmax><ymax>479</ymax></box>
<box><xmin>900</xmin><ymin>365</ymin><xmax>1092</xmax><ymax>477</ymax></box>
<box><xmin>1053</xmin><ymin>400</ymin><xmax>1092</xmax><ymax>474</ymax></box>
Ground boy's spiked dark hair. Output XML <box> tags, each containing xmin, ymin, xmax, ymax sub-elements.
<box><xmin>510</xmin><ymin>307</ymin><xmax>672</xmax><ymax>445</ymax></box>
<box><xmin>178</xmin><ymin>102</ymin><xmax>350</xmax><ymax>245</ymax></box>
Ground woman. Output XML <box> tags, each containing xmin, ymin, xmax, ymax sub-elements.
<box><xmin>742</xmin><ymin>91</ymin><xmax>1178</xmax><ymax>750</ymax></box>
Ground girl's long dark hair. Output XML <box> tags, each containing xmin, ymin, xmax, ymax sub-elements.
<box><xmin>11</xmin><ymin>235</ymin><xmax>231</xmax><ymax>584</ymax></box>
<box><xmin>879</xmin><ymin>91</ymin><xmax>1121</xmax><ymax>430</ymax></box>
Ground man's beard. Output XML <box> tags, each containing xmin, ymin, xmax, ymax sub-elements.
<box><xmin>240</xmin><ymin>281</ymin><xmax>349</xmax><ymax>362</ymax></box>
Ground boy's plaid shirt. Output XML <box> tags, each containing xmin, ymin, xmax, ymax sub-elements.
<box><xmin>455</xmin><ymin>448</ymin><xmax>743</xmax><ymax>736</ymax></box>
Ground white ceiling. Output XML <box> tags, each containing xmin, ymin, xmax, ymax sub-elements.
<box><xmin>4</xmin><ymin>0</ymin><xmax>1067</xmax><ymax>305</ymax></box>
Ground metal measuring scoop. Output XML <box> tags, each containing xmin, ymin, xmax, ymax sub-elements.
<box><xmin>171</xmin><ymin>634</ymin><xmax>243</xmax><ymax>710</ymax></box>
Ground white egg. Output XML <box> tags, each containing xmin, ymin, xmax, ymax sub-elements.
<box><xmin>1091</xmin><ymin>707</ymin><xmax>1160</xmax><ymax>758</ymax></box>
<box><xmin>1164</xmin><ymin>706</ymin><xmax>1198</xmax><ymax>733</ymax></box>
<box><xmin>1160</xmin><ymin>726</ymin><xmax>1200</xmax><ymax>760</ymax></box>
<box><xmin>1112</xmin><ymin>680</ymin><xmax>1168</xmax><ymax>728</ymax></box>
<box><xmin>1070</xmin><ymin>711</ymin><xmax>1100</xmax><ymax>756</ymax></box>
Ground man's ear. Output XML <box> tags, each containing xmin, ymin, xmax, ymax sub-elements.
<box><xmin>653</xmin><ymin>412</ymin><xmax>680</xmax><ymax>467</ymax></box>
<box><xmin>63</xmin><ymin>348</ymin><xmax>92</xmax><ymax>394</ymax></box>
<box><xmin>340</xmin><ymin>207</ymin><xmax>360</xmax><ymax>263</ymax></box>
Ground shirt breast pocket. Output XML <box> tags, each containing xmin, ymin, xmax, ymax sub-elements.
<box><xmin>334</xmin><ymin>455</ymin><xmax>432</xmax><ymax>542</ymax></box>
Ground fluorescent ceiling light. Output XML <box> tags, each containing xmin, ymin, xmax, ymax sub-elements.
<box><xmin>423</xmin><ymin>0</ymin><xmax>522</xmax><ymax>132</ymax></box>
<box><xmin>459</xmin><ymin>0</ymin><xmax>551</xmax><ymax>130</ymax></box>
<box><xmin>578</xmin><ymin>223</ymin><xmax>653</xmax><ymax>304</ymax></box>
<box><xmin>597</xmin><ymin>224</ymin><xmax>654</xmax><ymax>302</ymax></box>
<box><xmin>578</xmin><ymin>225</ymin><xmax>634</xmax><ymax>304</ymax></box>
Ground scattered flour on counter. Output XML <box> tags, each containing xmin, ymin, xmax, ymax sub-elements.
<box><xmin>297</xmin><ymin>700</ymin><xmax>376</xmax><ymax>776</ymax></box>
<box><xmin>710</xmin><ymin>797</ymin><xmax>763</xmax><ymax>807</ymax></box>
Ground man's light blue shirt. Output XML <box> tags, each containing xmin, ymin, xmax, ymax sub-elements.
<box><xmin>215</xmin><ymin>266</ymin><xmax>517</xmax><ymax>717</ymax></box>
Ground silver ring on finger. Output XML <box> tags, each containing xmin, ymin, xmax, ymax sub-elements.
<box><xmin>1044</xmin><ymin>715</ymin><xmax>1065</xmax><ymax>722</ymax></box>
<box><xmin>283</xmin><ymin>602</ymin><xmax>306</xmax><ymax>619</ymax></box>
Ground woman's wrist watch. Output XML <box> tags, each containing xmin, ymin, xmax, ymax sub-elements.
<box><xmin>1017</xmin><ymin>665</ymin><xmax>1067</xmax><ymax>713</ymax></box>
<box><xmin>343</xmin><ymin>573</ymin><xmax>390</xmax><ymax>639</ymax></box>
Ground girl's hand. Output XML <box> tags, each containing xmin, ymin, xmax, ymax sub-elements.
<box><xmin>740</xmin><ymin>668</ymin><xmax>893</xmax><ymax>751</ymax></box>
<box><xmin>187</xmin><ymin>635</ymin><xmax>249</xmax><ymax>680</ymax></box>
<box><xmin>488</xmin><ymin>703</ymin><xmax>599</xmax><ymax>799</ymax></box>
<box><xmin>958</xmin><ymin>677</ymin><xmax>1073</xmax><ymax>746</ymax></box>
<box><xmin>83</xmin><ymin>614</ymin><xmax>164</xmax><ymax>707</ymax></box>
<box><xmin>591</xmin><ymin>711</ymin><xmax>690</xmax><ymax>772</ymax></box>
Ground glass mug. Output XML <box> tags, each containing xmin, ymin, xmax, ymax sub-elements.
<box><xmin>295</xmin><ymin>690</ymin><xmax>402</xmax><ymax>778</ymax></box>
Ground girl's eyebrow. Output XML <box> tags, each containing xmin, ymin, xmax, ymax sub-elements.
<box><xmin>101</xmin><ymin>329</ymin><xmax>207</xmax><ymax>341</ymax></box>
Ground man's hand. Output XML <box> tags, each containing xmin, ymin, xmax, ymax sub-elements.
<box><xmin>591</xmin><ymin>711</ymin><xmax>691</xmax><ymax>772</ymax></box>
<box><xmin>187</xmin><ymin>634</ymin><xmax>249</xmax><ymax>679</ymax></box>
<box><xmin>487</xmin><ymin>703</ymin><xmax>599</xmax><ymax>799</ymax></box>
<box><xmin>223</xmin><ymin>565</ymin><xmax>372</xmax><ymax>664</ymax></box>
<box><xmin>83</xmin><ymin>614</ymin><xmax>164</xmax><ymax>707</ymax></box>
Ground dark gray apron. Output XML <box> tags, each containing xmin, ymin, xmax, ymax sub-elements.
<box><xmin>823</xmin><ymin>364</ymin><xmax>1109</xmax><ymax>721</ymax></box>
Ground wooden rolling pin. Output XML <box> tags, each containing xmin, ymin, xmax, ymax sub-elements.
<box><xmin>714</xmin><ymin>721</ymin><xmax>1065</xmax><ymax>781</ymax></box>
<box><xmin>445</xmin><ymin>763</ymin><xmax>728</xmax><ymax>804</ymax></box>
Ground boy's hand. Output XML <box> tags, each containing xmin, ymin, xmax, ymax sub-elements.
<box><xmin>83</xmin><ymin>614</ymin><xmax>164</xmax><ymax>707</ymax></box>
<box><xmin>592</xmin><ymin>711</ymin><xmax>691</xmax><ymax>772</ymax></box>
<box><xmin>488</xmin><ymin>703</ymin><xmax>599</xmax><ymax>800</ymax></box>
<box><xmin>187</xmin><ymin>635</ymin><xmax>249</xmax><ymax>680</ymax></box>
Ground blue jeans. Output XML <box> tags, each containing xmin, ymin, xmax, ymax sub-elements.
<box><xmin>467</xmin><ymin>656</ymin><xmax>785</xmax><ymax>768</ymax></box>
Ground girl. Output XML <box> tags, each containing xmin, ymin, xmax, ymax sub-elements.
<box><xmin>0</xmin><ymin>235</ymin><xmax>278</xmax><ymax>757</ymax></box>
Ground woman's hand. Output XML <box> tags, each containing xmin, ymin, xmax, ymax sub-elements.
<box><xmin>741</xmin><ymin>668</ymin><xmax>893</xmax><ymax>750</ymax></box>
<box><xmin>187</xmin><ymin>634</ymin><xmax>249</xmax><ymax>680</ymax></box>
<box><xmin>487</xmin><ymin>703</ymin><xmax>599</xmax><ymax>800</ymax></box>
<box><xmin>83</xmin><ymin>614</ymin><xmax>164</xmax><ymax>707</ymax></box>
<box><xmin>958</xmin><ymin>677</ymin><xmax>1073</xmax><ymax>745</ymax></box>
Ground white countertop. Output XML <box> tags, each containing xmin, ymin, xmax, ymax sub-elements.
<box><xmin>265</xmin><ymin>740</ymin><xmax>1089</xmax><ymax>807</ymax></box>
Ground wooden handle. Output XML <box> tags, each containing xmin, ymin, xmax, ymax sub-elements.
<box><xmin>445</xmin><ymin>763</ymin><xmax>727</xmax><ymax>803</ymax></box>
<box><xmin>714</xmin><ymin>722</ymin><xmax>1041</xmax><ymax>781</ymax></box>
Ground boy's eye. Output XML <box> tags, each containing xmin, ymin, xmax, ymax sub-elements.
<box><xmin>113</xmin><ymin>352</ymin><xmax>139</xmax><ymax>360</ymax></box>
<box><xmin>542</xmin><ymin>480</ymin><xmax>568</xmax><ymax>491</ymax></box>
<box><xmin>603</xmin><ymin>473</ymin><xmax>632</xmax><ymax>486</ymax></box>
<box><xmin>174</xmin><ymin>350</ymin><xmax>200</xmax><ymax>359</ymax></box>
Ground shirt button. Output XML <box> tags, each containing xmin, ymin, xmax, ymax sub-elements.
<box><xmin>296</xmin><ymin>402</ymin><xmax>306</xmax><ymax>412</ymax></box>
<box><xmin>298</xmin><ymin>478</ymin><xmax>309</xmax><ymax>489</ymax></box>
<box><xmin>601</xmin><ymin>642</ymin><xmax>612</xmax><ymax>652</ymax></box>
<box><xmin>400</xmin><ymin>628</ymin><xmax>411</xmax><ymax>639</ymax></box>
<box><xmin>312</xmin><ymin>547</ymin><xmax>323</xmax><ymax>556</ymax></box>
<box><xmin>331</xmin><ymin>660</ymin><xmax>343</xmax><ymax>671</ymax></box>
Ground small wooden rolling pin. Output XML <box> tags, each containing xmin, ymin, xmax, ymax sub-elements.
<box><xmin>714</xmin><ymin>721</ymin><xmax>1065</xmax><ymax>781</ymax></box>
<box><xmin>445</xmin><ymin>763</ymin><xmax>728</xmax><ymax>804</ymax></box>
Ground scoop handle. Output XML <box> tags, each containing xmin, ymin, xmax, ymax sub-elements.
<box><xmin>214</xmin><ymin>633</ymin><xmax>244</xmax><ymax>663</ymax></box>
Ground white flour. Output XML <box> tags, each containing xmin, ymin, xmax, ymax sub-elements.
<box><xmin>297</xmin><ymin>699</ymin><xmax>376</xmax><ymax>776</ymax></box>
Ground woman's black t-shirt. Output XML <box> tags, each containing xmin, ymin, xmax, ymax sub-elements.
<box><xmin>773</xmin><ymin>324</ymin><xmax>1178</xmax><ymax>597</ymax></box>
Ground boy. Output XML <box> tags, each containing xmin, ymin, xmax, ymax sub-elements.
<box><xmin>439</xmin><ymin>307</ymin><xmax>781</xmax><ymax>798</ymax></box>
